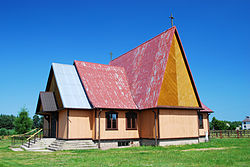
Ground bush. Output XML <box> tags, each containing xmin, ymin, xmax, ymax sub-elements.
<box><xmin>0</xmin><ymin>128</ymin><xmax>8</xmax><ymax>136</ymax></box>
<box><xmin>0</xmin><ymin>114</ymin><xmax>16</xmax><ymax>129</ymax></box>
<box><xmin>0</xmin><ymin>128</ymin><xmax>16</xmax><ymax>136</ymax></box>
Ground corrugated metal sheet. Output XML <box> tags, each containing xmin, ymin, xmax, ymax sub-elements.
<box><xmin>110</xmin><ymin>27</ymin><xmax>175</xmax><ymax>109</ymax></box>
<box><xmin>52</xmin><ymin>63</ymin><xmax>91</xmax><ymax>109</ymax></box>
<box><xmin>200</xmin><ymin>102</ymin><xmax>213</xmax><ymax>113</ymax></box>
<box><xmin>74</xmin><ymin>61</ymin><xmax>137</xmax><ymax>109</ymax></box>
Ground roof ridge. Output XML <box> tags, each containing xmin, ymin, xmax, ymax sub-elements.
<box><xmin>110</xmin><ymin>26</ymin><xmax>176</xmax><ymax>63</ymax></box>
<box><xmin>74</xmin><ymin>60</ymin><xmax>125</xmax><ymax>70</ymax></box>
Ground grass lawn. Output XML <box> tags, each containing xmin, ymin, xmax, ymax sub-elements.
<box><xmin>0</xmin><ymin>138</ymin><xmax>249</xmax><ymax>167</ymax></box>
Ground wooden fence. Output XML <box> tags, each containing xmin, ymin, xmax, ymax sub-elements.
<box><xmin>209</xmin><ymin>130</ymin><xmax>250</xmax><ymax>138</ymax></box>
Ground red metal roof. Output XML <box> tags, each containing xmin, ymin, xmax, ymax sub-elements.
<box><xmin>200</xmin><ymin>102</ymin><xmax>213</xmax><ymax>113</ymax></box>
<box><xmin>110</xmin><ymin>27</ymin><xmax>176</xmax><ymax>109</ymax></box>
<box><xmin>74</xmin><ymin>61</ymin><xmax>137</xmax><ymax>109</ymax></box>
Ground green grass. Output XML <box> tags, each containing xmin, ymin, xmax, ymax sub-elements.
<box><xmin>0</xmin><ymin>138</ymin><xmax>249</xmax><ymax>167</ymax></box>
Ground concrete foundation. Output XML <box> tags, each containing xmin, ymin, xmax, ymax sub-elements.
<box><xmin>140</xmin><ymin>138</ymin><xmax>200</xmax><ymax>146</ymax></box>
<box><xmin>96</xmin><ymin>140</ymin><xmax>140</xmax><ymax>149</ymax></box>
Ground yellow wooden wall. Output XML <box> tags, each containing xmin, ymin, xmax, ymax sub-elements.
<box><xmin>47</xmin><ymin>74</ymin><xmax>63</xmax><ymax>108</ymax></box>
<box><xmin>158</xmin><ymin>34</ymin><xmax>198</xmax><ymax>107</ymax></box>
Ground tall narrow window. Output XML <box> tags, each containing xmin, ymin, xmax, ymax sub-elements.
<box><xmin>126</xmin><ymin>111</ymin><xmax>137</xmax><ymax>130</ymax></box>
<box><xmin>198</xmin><ymin>114</ymin><xmax>203</xmax><ymax>129</ymax></box>
<box><xmin>106</xmin><ymin>111</ymin><xmax>118</xmax><ymax>130</ymax></box>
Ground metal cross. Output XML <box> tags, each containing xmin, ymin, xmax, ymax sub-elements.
<box><xmin>169</xmin><ymin>13</ymin><xmax>174</xmax><ymax>27</ymax></box>
<box><xmin>110</xmin><ymin>52</ymin><xmax>113</xmax><ymax>62</ymax></box>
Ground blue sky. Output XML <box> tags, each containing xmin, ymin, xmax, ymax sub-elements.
<box><xmin>0</xmin><ymin>0</ymin><xmax>249</xmax><ymax>121</ymax></box>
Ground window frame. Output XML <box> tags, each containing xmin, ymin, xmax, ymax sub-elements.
<box><xmin>198</xmin><ymin>113</ymin><xmax>204</xmax><ymax>129</ymax></box>
<box><xmin>105</xmin><ymin>111</ymin><xmax>118</xmax><ymax>130</ymax></box>
<box><xmin>126</xmin><ymin>111</ymin><xmax>137</xmax><ymax>130</ymax></box>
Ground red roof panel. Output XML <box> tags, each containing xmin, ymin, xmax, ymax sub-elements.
<box><xmin>110</xmin><ymin>27</ymin><xmax>175</xmax><ymax>109</ymax></box>
<box><xmin>200</xmin><ymin>102</ymin><xmax>213</xmax><ymax>113</ymax></box>
<box><xmin>74</xmin><ymin>61</ymin><xmax>137</xmax><ymax>109</ymax></box>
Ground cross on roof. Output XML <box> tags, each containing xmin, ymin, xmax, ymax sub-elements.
<box><xmin>169</xmin><ymin>13</ymin><xmax>174</xmax><ymax>27</ymax></box>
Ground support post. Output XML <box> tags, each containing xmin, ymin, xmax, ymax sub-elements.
<box><xmin>98</xmin><ymin>109</ymin><xmax>103</xmax><ymax>149</ymax></box>
<box><xmin>152</xmin><ymin>110</ymin><xmax>157</xmax><ymax>146</ymax></box>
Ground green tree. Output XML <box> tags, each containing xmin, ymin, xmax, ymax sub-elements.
<box><xmin>0</xmin><ymin>114</ymin><xmax>16</xmax><ymax>129</ymax></box>
<box><xmin>32</xmin><ymin>115</ymin><xmax>40</xmax><ymax>129</ymax></box>
<box><xmin>14</xmin><ymin>107</ymin><xmax>32</xmax><ymax>134</ymax></box>
<box><xmin>39</xmin><ymin>116</ymin><xmax>44</xmax><ymax>128</ymax></box>
<box><xmin>210</xmin><ymin>117</ymin><xmax>227</xmax><ymax>130</ymax></box>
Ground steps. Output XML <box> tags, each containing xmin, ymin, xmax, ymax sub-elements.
<box><xmin>47</xmin><ymin>140</ymin><xmax>98</xmax><ymax>151</ymax></box>
<box><xmin>47</xmin><ymin>140</ymin><xmax>65</xmax><ymax>151</ymax></box>
<box><xmin>21</xmin><ymin>138</ymin><xmax>56</xmax><ymax>152</ymax></box>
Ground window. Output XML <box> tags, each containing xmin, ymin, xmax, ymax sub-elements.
<box><xmin>126</xmin><ymin>111</ymin><xmax>137</xmax><ymax>130</ymax></box>
<box><xmin>118</xmin><ymin>141</ymin><xmax>130</xmax><ymax>147</ymax></box>
<box><xmin>106</xmin><ymin>111</ymin><xmax>118</xmax><ymax>130</ymax></box>
<box><xmin>198</xmin><ymin>114</ymin><xmax>203</xmax><ymax>129</ymax></box>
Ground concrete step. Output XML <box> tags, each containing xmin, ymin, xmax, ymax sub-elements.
<box><xmin>47</xmin><ymin>139</ymin><xmax>98</xmax><ymax>151</ymax></box>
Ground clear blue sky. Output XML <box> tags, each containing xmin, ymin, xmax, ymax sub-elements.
<box><xmin>0</xmin><ymin>0</ymin><xmax>249</xmax><ymax>121</ymax></box>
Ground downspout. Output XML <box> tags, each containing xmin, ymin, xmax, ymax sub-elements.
<box><xmin>157</xmin><ymin>109</ymin><xmax>160</xmax><ymax>140</ymax></box>
<box><xmin>152</xmin><ymin>110</ymin><xmax>157</xmax><ymax>146</ymax></box>
<box><xmin>98</xmin><ymin>109</ymin><xmax>102</xmax><ymax>149</ymax></box>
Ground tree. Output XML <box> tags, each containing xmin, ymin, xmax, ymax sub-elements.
<box><xmin>39</xmin><ymin>116</ymin><xmax>44</xmax><ymax>129</ymax></box>
<box><xmin>0</xmin><ymin>114</ymin><xmax>16</xmax><ymax>129</ymax></box>
<box><xmin>14</xmin><ymin>107</ymin><xmax>32</xmax><ymax>134</ymax></box>
<box><xmin>210</xmin><ymin>117</ymin><xmax>227</xmax><ymax>130</ymax></box>
<box><xmin>32</xmin><ymin>115</ymin><xmax>40</xmax><ymax>129</ymax></box>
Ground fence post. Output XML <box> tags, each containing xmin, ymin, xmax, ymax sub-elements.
<box><xmin>237</xmin><ymin>130</ymin><xmax>239</xmax><ymax>138</ymax></box>
<box><xmin>220</xmin><ymin>130</ymin><xmax>222</xmax><ymax>139</ymax></box>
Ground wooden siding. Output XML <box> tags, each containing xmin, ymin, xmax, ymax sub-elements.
<box><xmin>68</xmin><ymin>110</ymin><xmax>93</xmax><ymax>139</ymax></box>
<box><xmin>139</xmin><ymin>109</ymin><xmax>158</xmax><ymax>139</ymax></box>
<box><xmin>96</xmin><ymin>110</ymin><xmax>139</xmax><ymax>140</ymax></box>
<box><xmin>158</xmin><ymin>34</ymin><xmax>199</xmax><ymax>107</ymax></box>
<box><xmin>199</xmin><ymin>113</ymin><xmax>209</xmax><ymax>136</ymax></box>
<box><xmin>159</xmin><ymin>109</ymin><xmax>199</xmax><ymax>138</ymax></box>
<box><xmin>58</xmin><ymin>110</ymin><xmax>67</xmax><ymax>139</ymax></box>
<box><xmin>47</xmin><ymin>74</ymin><xmax>63</xmax><ymax>108</ymax></box>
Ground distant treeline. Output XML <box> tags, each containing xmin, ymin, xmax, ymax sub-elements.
<box><xmin>0</xmin><ymin>107</ymin><xmax>43</xmax><ymax>136</ymax></box>
<box><xmin>210</xmin><ymin>117</ymin><xmax>242</xmax><ymax>130</ymax></box>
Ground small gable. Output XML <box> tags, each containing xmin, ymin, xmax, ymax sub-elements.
<box><xmin>36</xmin><ymin>92</ymin><xmax>57</xmax><ymax>114</ymax></box>
<box><xmin>45</xmin><ymin>68</ymin><xmax>64</xmax><ymax>109</ymax></box>
<box><xmin>158</xmin><ymin>33</ymin><xmax>199</xmax><ymax>107</ymax></box>
<box><xmin>45</xmin><ymin>63</ymin><xmax>92</xmax><ymax>109</ymax></box>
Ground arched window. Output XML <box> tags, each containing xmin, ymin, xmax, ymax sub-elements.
<box><xmin>126</xmin><ymin>111</ymin><xmax>137</xmax><ymax>130</ymax></box>
<box><xmin>105</xmin><ymin>111</ymin><xmax>118</xmax><ymax>130</ymax></box>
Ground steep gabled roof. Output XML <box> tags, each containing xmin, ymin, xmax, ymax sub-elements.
<box><xmin>74</xmin><ymin>61</ymin><xmax>137</xmax><ymax>109</ymax></box>
<box><xmin>36</xmin><ymin>92</ymin><xmax>57</xmax><ymax>114</ymax></box>
<box><xmin>46</xmin><ymin>63</ymin><xmax>92</xmax><ymax>109</ymax></box>
<box><xmin>110</xmin><ymin>26</ymin><xmax>201</xmax><ymax>109</ymax></box>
